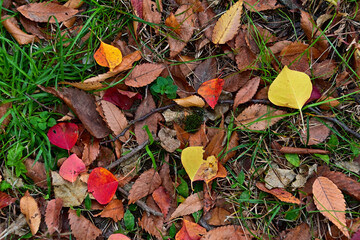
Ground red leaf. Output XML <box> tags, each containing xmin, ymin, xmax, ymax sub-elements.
<box><xmin>197</xmin><ymin>77</ymin><xmax>224</xmax><ymax>109</ymax></box>
<box><xmin>47</xmin><ymin>122</ymin><xmax>78</xmax><ymax>150</ymax></box>
<box><xmin>59</xmin><ymin>154</ymin><xmax>86</xmax><ymax>182</ymax></box>
<box><xmin>88</xmin><ymin>167</ymin><xmax>118</xmax><ymax>204</ymax></box>
<box><xmin>0</xmin><ymin>191</ymin><xmax>16</xmax><ymax>209</ymax></box>
<box><xmin>175</xmin><ymin>219</ymin><xmax>207</xmax><ymax>240</ymax></box>
<box><xmin>103</xmin><ymin>87</ymin><xmax>142</xmax><ymax>110</ymax></box>
<box><xmin>108</xmin><ymin>233</ymin><xmax>131</xmax><ymax>240</ymax></box>
<box><xmin>152</xmin><ymin>186</ymin><xmax>171</xmax><ymax>218</ymax></box>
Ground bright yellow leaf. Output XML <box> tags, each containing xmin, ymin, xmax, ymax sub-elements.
<box><xmin>212</xmin><ymin>0</ymin><xmax>243</xmax><ymax>44</ymax></box>
<box><xmin>94</xmin><ymin>41</ymin><xmax>122</xmax><ymax>71</ymax></box>
<box><xmin>181</xmin><ymin>147</ymin><xmax>205</xmax><ymax>182</ymax></box>
<box><xmin>268</xmin><ymin>66</ymin><xmax>312</xmax><ymax>109</ymax></box>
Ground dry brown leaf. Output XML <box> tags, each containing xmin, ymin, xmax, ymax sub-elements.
<box><xmin>212</xmin><ymin>1</ymin><xmax>243</xmax><ymax>44</ymax></box>
<box><xmin>158</xmin><ymin>128</ymin><xmax>181</xmax><ymax>153</ymax></box>
<box><xmin>68</xmin><ymin>209</ymin><xmax>102</xmax><ymax>240</ymax></box>
<box><xmin>125</xmin><ymin>63</ymin><xmax>165</xmax><ymax>87</ymax></box>
<box><xmin>64</xmin><ymin>0</ymin><xmax>83</xmax><ymax>9</ymax></box>
<box><xmin>256</xmin><ymin>182</ymin><xmax>302</xmax><ymax>204</ymax></box>
<box><xmin>45</xmin><ymin>198</ymin><xmax>63</xmax><ymax>234</ymax></box>
<box><xmin>236</xmin><ymin>104</ymin><xmax>286</xmax><ymax>130</ymax></box>
<box><xmin>221</xmin><ymin>131</ymin><xmax>239</xmax><ymax>164</ymax></box>
<box><xmin>38</xmin><ymin>87</ymin><xmax>111</xmax><ymax>138</ymax></box>
<box><xmin>222</xmin><ymin>71</ymin><xmax>251</xmax><ymax>93</ymax></box>
<box><xmin>193</xmin><ymin>58</ymin><xmax>217</xmax><ymax>89</ymax></box>
<box><xmin>152</xmin><ymin>186</ymin><xmax>171</xmax><ymax>217</ymax></box>
<box><xmin>128</xmin><ymin>168</ymin><xmax>162</xmax><ymax>204</ymax></box>
<box><xmin>143</xmin><ymin>0</ymin><xmax>161</xmax><ymax>25</ymax></box>
<box><xmin>244</xmin><ymin>0</ymin><xmax>281</xmax><ymax>12</ymax></box>
<box><xmin>313</xmin><ymin>177</ymin><xmax>349</xmax><ymax>238</ymax></box>
<box><xmin>0</xmin><ymin>102</ymin><xmax>12</xmax><ymax>132</ymax></box>
<box><xmin>282</xmin><ymin>222</ymin><xmax>311</xmax><ymax>240</ymax></box>
<box><xmin>173</xmin><ymin>95</ymin><xmax>205</xmax><ymax>108</ymax></box>
<box><xmin>265</xmin><ymin>166</ymin><xmax>296</xmax><ymax>189</ymax></box>
<box><xmin>177</xmin><ymin>55</ymin><xmax>199</xmax><ymax>77</ymax></box>
<box><xmin>101</xmin><ymin>100</ymin><xmax>129</xmax><ymax>142</ymax></box>
<box><xmin>204</xmin><ymin>119</ymin><xmax>225</xmax><ymax>159</ymax></box>
<box><xmin>279</xmin><ymin>146</ymin><xmax>329</xmax><ymax>155</ymax></box>
<box><xmin>138</xmin><ymin>196</ymin><xmax>165</xmax><ymax>240</ymax></box>
<box><xmin>170</xmin><ymin>192</ymin><xmax>203</xmax><ymax>219</ymax></box>
<box><xmin>202</xmin><ymin>225</ymin><xmax>251</xmax><ymax>240</ymax></box>
<box><xmin>20</xmin><ymin>191</ymin><xmax>41</xmax><ymax>235</ymax></box>
<box><xmin>189</xmin><ymin>124</ymin><xmax>208</xmax><ymax>147</ymax></box>
<box><xmin>312</xmin><ymin>59</ymin><xmax>336</xmax><ymax>80</ymax></box>
<box><xmin>94</xmin><ymin>199</ymin><xmax>124</xmax><ymax>222</ymax></box>
<box><xmin>24</xmin><ymin>158</ymin><xmax>47</xmax><ymax>189</ymax></box>
<box><xmin>59</xmin><ymin>81</ymin><xmax>103</xmax><ymax>91</ymax></box>
<box><xmin>235</xmin><ymin>28</ymin><xmax>257</xmax><ymax>70</ymax></box>
<box><xmin>300</xmin><ymin>119</ymin><xmax>332</xmax><ymax>145</ymax></box>
<box><xmin>174</xmin><ymin>123</ymin><xmax>190</xmax><ymax>148</ymax></box>
<box><xmin>233</xmin><ymin>76</ymin><xmax>260</xmax><ymax>110</ymax></box>
<box><xmin>198</xmin><ymin>0</ymin><xmax>215</xmax><ymax>39</ymax></box>
<box><xmin>17</xmin><ymin>2</ymin><xmax>78</xmax><ymax>23</ymax></box>
<box><xmin>318</xmin><ymin>96</ymin><xmax>340</xmax><ymax>110</ymax></box>
<box><xmin>81</xmin><ymin>133</ymin><xmax>100</xmax><ymax>166</ymax></box>
<box><xmin>1</xmin><ymin>15</ymin><xmax>39</xmax><ymax>45</ymax></box>
<box><xmin>165</xmin><ymin>12</ymin><xmax>181</xmax><ymax>34</ymax></box>
<box><xmin>208</xmin><ymin>207</ymin><xmax>231</xmax><ymax>226</ymax></box>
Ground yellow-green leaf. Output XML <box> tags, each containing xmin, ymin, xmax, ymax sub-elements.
<box><xmin>268</xmin><ymin>66</ymin><xmax>312</xmax><ymax>109</ymax></box>
<box><xmin>94</xmin><ymin>41</ymin><xmax>122</xmax><ymax>71</ymax></box>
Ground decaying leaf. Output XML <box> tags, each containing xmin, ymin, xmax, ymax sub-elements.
<box><xmin>175</xmin><ymin>219</ymin><xmax>207</xmax><ymax>240</ymax></box>
<box><xmin>202</xmin><ymin>225</ymin><xmax>251</xmax><ymax>240</ymax></box>
<box><xmin>1</xmin><ymin>16</ymin><xmax>39</xmax><ymax>45</ymax></box>
<box><xmin>256</xmin><ymin>182</ymin><xmax>302</xmax><ymax>204</ymax></box>
<box><xmin>143</xmin><ymin>0</ymin><xmax>161</xmax><ymax>26</ymax></box>
<box><xmin>197</xmin><ymin>77</ymin><xmax>224</xmax><ymax>109</ymax></box>
<box><xmin>212</xmin><ymin>1</ymin><xmax>244</xmax><ymax>44</ymax></box>
<box><xmin>170</xmin><ymin>192</ymin><xmax>203</xmax><ymax>219</ymax></box>
<box><xmin>300</xmin><ymin>119</ymin><xmax>332</xmax><ymax>145</ymax></box>
<box><xmin>88</xmin><ymin>167</ymin><xmax>119</xmax><ymax>205</ymax></box>
<box><xmin>233</xmin><ymin>76</ymin><xmax>260</xmax><ymax>110</ymax></box>
<box><xmin>236</xmin><ymin>104</ymin><xmax>286</xmax><ymax>130</ymax></box>
<box><xmin>265</xmin><ymin>165</ymin><xmax>296</xmax><ymax>189</ymax></box>
<box><xmin>94</xmin><ymin>41</ymin><xmax>122</xmax><ymax>71</ymax></box>
<box><xmin>17</xmin><ymin>2</ymin><xmax>78</xmax><ymax>23</ymax></box>
<box><xmin>59</xmin><ymin>154</ymin><xmax>86</xmax><ymax>182</ymax></box>
<box><xmin>313</xmin><ymin>176</ymin><xmax>349</xmax><ymax>238</ymax></box>
<box><xmin>45</xmin><ymin>198</ymin><xmax>63</xmax><ymax>234</ymax></box>
<box><xmin>101</xmin><ymin>100</ymin><xmax>129</xmax><ymax>142</ymax></box>
<box><xmin>125</xmin><ymin>63</ymin><xmax>165</xmax><ymax>87</ymax></box>
<box><xmin>128</xmin><ymin>168</ymin><xmax>162</xmax><ymax>204</ymax></box>
<box><xmin>158</xmin><ymin>128</ymin><xmax>181</xmax><ymax>153</ymax></box>
<box><xmin>208</xmin><ymin>207</ymin><xmax>231</xmax><ymax>226</ymax></box>
<box><xmin>174</xmin><ymin>95</ymin><xmax>205</xmax><ymax>108</ymax></box>
<box><xmin>0</xmin><ymin>191</ymin><xmax>16</xmax><ymax>210</ymax></box>
<box><xmin>20</xmin><ymin>191</ymin><xmax>41</xmax><ymax>235</ymax></box>
<box><xmin>24</xmin><ymin>158</ymin><xmax>48</xmax><ymax>189</ymax></box>
<box><xmin>68</xmin><ymin>209</ymin><xmax>102</xmax><ymax>240</ymax></box>
<box><xmin>94</xmin><ymin>199</ymin><xmax>124</xmax><ymax>222</ymax></box>
<box><xmin>152</xmin><ymin>186</ymin><xmax>171</xmax><ymax>218</ymax></box>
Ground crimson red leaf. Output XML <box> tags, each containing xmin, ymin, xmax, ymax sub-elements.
<box><xmin>88</xmin><ymin>167</ymin><xmax>118</xmax><ymax>204</ymax></box>
<box><xmin>47</xmin><ymin>122</ymin><xmax>78</xmax><ymax>150</ymax></box>
<box><xmin>103</xmin><ymin>87</ymin><xmax>142</xmax><ymax>110</ymax></box>
<box><xmin>197</xmin><ymin>77</ymin><xmax>224</xmax><ymax>109</ymax></box>
<box><xmin>305</xmin><ymin>86</ymin><xmax>321</xmax><ymax>104</ymax></box>
<box><xmin>59</xmin><ymin>154</ymin><xmax>86</xmax><ymax>182</ymax></box>
<box><xmin>0</xmin><ymin>191</ymin><xmax>16</xmax><ymax>209</ymax></box>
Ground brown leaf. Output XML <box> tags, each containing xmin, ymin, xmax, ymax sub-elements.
<box><xmin>159</xmin><ymin>156</ymin><xmax>177</xmax><ymax>220</ymax></box>
<box><xmin>176</xmin><ymin>219</ymin><xmax>207</xmax><ymax>239</ymax></box>
<box><xmin>208</xmin><ymin>207</ymin><xmax>231</xmax><ymax>226</ymax></box>
<box><xmin>94</xmin><ymin>199</ymin><xmax>124</xmax><ymax>222</ymax></box>
<box><xmin>177</xmin><ymin>55</ymin><xmax>200</xmax><ymax>77</ymax></box>
<box><xmin>193</xmin><ymin>58</ymin><xmax>217</xmax><ymax>90</ymax></box>
<box><xmin>244</xmin><ymin>0</ymin><xmax>281</xmax><ymax>12</ymax></box>
<box><xmin>221</xmin><ymin>131</ymin><xmax>239</xmax><ymax>164</ymax></box>
<box><xmin>134</xmin><ymin>91</ymin><xmax>163</xmax><ymax>144</ymax></box>
<box><xmin>152</xmin><ymin>186</ymin><xmax>171</xmax><ymax>218</ymax></box>
<box><xmin>235</xmin><ymin>104</ymin><xmax>286</xmax><ymax>130</ymax></box>
<box><xmin>313</xmin><ymin>177</ymin><xmax>349</xmax><ymax>238</ymax></box>
<box><xmin>235</xmin><ymin>29</ymin><xmax>257</xmax><ymax>70</ymax></box>
<box><xmin>170</xmin><ymin>192</ymin><xmax>203</xmax><ymax>219</ymax></box>
<box><xmin>158</xmin><ymin>128</ymin><xmax>181</xmax><ymax>153</ymax></box>
<box><xmin>165</xmin><ymin>12</ymin><xmax>181</xmax><ymax>34</ymax></box>
<box><xmin>38</xmin><ymin>87</ymin><xmax>111</xmax><ymax>138</ymax></box>
<box><xmin>17</xmin><ymin>2</ymin><xmax>78</xmax><ymax>23</ymax></box>
<box><xmin>168</xmin><ymin>5</ymin><xmax>196</xmax><ymax>58</ymax></box>
<box><xmin>233</xmin><ymin>76</ymin><xmax>260</xmax><ymax>110</ymax></box>
<box><xmin>24</xmin><ymin>158</ymin><xmax>48</xmax><ymax>189</ymax></box>
<box><xmin>198</xmin><ymin>0</ymin><xmax>215</xmax><ymax>40</ymax></box>
<box><xmin>189</xmin><ymin>123</ymin><xmax>208</xmax><ymax>147</ymax></box>
<box><xmin>101</xmin><ymin>100</ymin><xmax>129</xmax><ymax>142</ymax></box>
<box><xmin>174</xmin><ymin>123</ymin><xmax>190</xmax><ymax>148</ymax></box>
<box><xmin>143</xmin><ymin>0</ymin><xmax>161</xmax><ymax>25</ymax></box>
<box><xmin>202</xmin><ymin>225</ymin><xmax>251</xmax><ymax>240</ymax></box>
<box><xmin>300</xmin><ymin>119</ymin><xmax>332</xmax><ymax>145</ymax></box>
<box><xmin>256</xmin><ymin>182</ymin><xmax>302</xmax><ymax>204</ymax></box>
<box><xmin>138</xmin><ymin>196</ymin><xmax>165</xmax><ymax>240</ymax></box>
<box><xmin>59</xmin><ymin>81</ymin><xmax>103</xmax><ymax>91</ymax></box>
<box><xmin>282</xmin><ymin>223</ymin><xmax>311</xmax><ymax>240</ymax></box>
<box><xmin>45</xmin><ymin>198</ymin><xmax>63</xmax><ymax>234</ymax></box>
<box><xmin>68</xmin><ymin>209</ymin><xmax>102</xmax><ymax>240</ymax></box>
<box><xmin>0</xmin><ymin>191</ymin><xmax>16</xmax><ymax>209</ymax></box>
<box><xmin>312</xmin><ymin>59</ymin><xmax>336</xmax><ymax>80</ymax></box>
<box><xmin>128</xmin><ymin>168</ymin><xmax>162</xmax><ymax>204</ymax></box>
<box><xmin>0</xmin><ymin>102</ymin><xmax>12</xmax><ymax>132</ymax></box>
<box><xmin>1</xmin><ymin>15</ymin><xmax>39</xmax><ymax>45</ymax></box>
<box><xmin>81</xmin><ymin>132</ymin><xmax>100</xmax><ymax>166</ymax></box>
<box><xmin>125</xmin><ymin>63</ymin><xmax>165</xmax><ymax>87</ymax></box>
<box><xmin>279</xmin><ymin>146</ymin><xmax>329</xmax><ymax>155</ymax></box>
<box><xmin>222</xmin><ymin>71</ymin><xmax>251</xmax><ymax>93</ymax></box>
<box><xmin>204</xmin><ymin>119</ymin><xmax>225</xmax><ymax>159</ymax></box>
<box><xmin>20</xmin><ymin>191</ymin><xmax>41</xmax><ymax>235</ymax></box>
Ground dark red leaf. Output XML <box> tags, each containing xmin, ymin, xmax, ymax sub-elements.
<box><xmin>47</xmin><ymin>122</ymin><xmax>78</xmax><ymax>150</ymax></box>
<box><xmin>0</xmin><ymin>191</ymin><xmax>16</xmax><ymax>209</ymax></box>
<box><xmin>103</xmin><ymin>87</ymin><xmax>142</xmax><ymax>110</ymax></box>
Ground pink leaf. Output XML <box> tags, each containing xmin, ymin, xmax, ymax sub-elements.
<box><xmin>59</xmin><ymin>154</ymin><xmax>86</xmax><ymax>182</ymax></box>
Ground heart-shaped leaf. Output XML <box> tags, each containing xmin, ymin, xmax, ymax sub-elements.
<box><xmin>88</xmin><ymin>167</ymin><xmax>118</xmax><ymax>205</ymax></box>
<box><xmin>59</xmin><ymin>154</ymin><xmax>86</xmax><ymax>182</ymax></box>
<box><xmin>47</xmin><ymin>122</ymin><xmax>78</xmax><ymax>150</ymax></box>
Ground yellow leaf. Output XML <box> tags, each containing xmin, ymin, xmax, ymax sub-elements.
<box><xmin>181</xmin><ymin>146</ymin><xmax>204</xmax><ymax>182</ymax></box>
<box><xmin>174</xmin><ymin>95</ymin><xmax>205</xmax><ymax>108</ymax></box>
<box><xmin>212</xmin><ymin>1</ymin><xmax>243</xmax><ymax>44</ymax></box>
<box><xmin>94</xmin><ymin>41</ymin><xmax>122</xmax><ymax>71</ymax></box>
<box><xmin>268</xmin><ymin>66</ymin><xmax>312</xmax><ymax>109</ymax></box>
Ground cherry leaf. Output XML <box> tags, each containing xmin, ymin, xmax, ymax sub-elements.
<box><xmin>47</xmin><ymin>122</ymin><xmax>78</xmax><ymax>150</ymax></box>
<box><xmin>197</xmin><ymin>77</ymin><xmax>224</xmax><ymax>109</ymax></box>
<box><xmin>59</xmin><ymin>154</ymin><xmax>86</xmax><ymax>182</ymax></box>
<box><xmin>88</xmin><ymin>167</ymin><xmax>118</xmax><ymax>205</ymax></box>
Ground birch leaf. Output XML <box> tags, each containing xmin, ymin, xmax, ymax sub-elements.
<box><xmin>94</xmin><ymin>41</ymin><xmax>122</xmax><ymax>71</ymax></box>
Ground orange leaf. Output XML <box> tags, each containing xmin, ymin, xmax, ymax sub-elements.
<box><xmin>94</xmin><ymin>199</ymin><xmax>124</xmax><ymax>222</ymax></box>
<box><xmin>170</xmin><ymin>192</ymin><xmax>203</xmax><ymax>220</ymax></box>
<box><xmin>312</xmin><ymin>176</ymin><xmax>349</xmax><ymax>238</ymax></box>
<box><xmin>108</xmin><ymin>234</ymin><xmax>131</xmax><ymax>240</ymax></box>
<box><xmin>94</xmin><ymin>41</ymin><xmax>122</xmax><ymax>71</ymax></box>
<box><xmin>207</xmin><ymin>207</ymin><xmax>231</xmax><ymax>226</ymax></box>
<box><xmin>175</xmin><ymin>219</ymin><xmax>207</xmax><ymax>240</ymax></box>
<box><xmin>20</xmin><ymin>191</ymin><xmax>41</xmax><ymax>235</ymax></box>
<box><xmin>256</xmin><ymin>182</ymin><xmax>302</xmax><ymax>205</ymax></box>
<box><xmin>197</xmin><ymin>77</ymin><xmax>224</xmax><ymax>109</ymax></box>
<box><xmin>45</xmin><ymin>198</ymin><xmax>63</xmax><ymax>234</ymax></box>
<box><xmin>88</xmin><ymin>167</ymin><xmax>119</xmax><ymax>205</ymax></box>
<box><xmin>125</xmin><ymin>63</ymin><xmax>165</xmax><ymax>87</ymax></box>
<box><xmin>152</xmin><ymin>186</ymin><xmax>171</xmax><ymax>218</ymax></box>
<box><xmin>165</xmin><ymin>12</ymin><xmax>181</xmax><ymax>34</ymax></box>
<box><xmin>59</xmin><ymin>154</ymin><xmax>86</xmax><ymax>182</ymax></box>
<box><xmin>1</xmin><ymin>15</ymin><xmax>39</xmax><ymax>45</ymax></box>
<box><xmin>68</xmin><ymin>209</ymin><xmax>102</xmax><ymax>240</ymax></box>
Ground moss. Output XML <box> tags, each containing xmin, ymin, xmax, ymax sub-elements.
<box><xmin>184</xmin><ymin>108</ymin><xmax>204</xmax><ymax>133</ymax></box>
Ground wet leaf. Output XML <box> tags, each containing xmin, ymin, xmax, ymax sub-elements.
<box><xmin>94</xmin><ymin>199</ymin><xmax>124</xmax><ymax>222</ymax></box>
<box><xmin>47</xmin><ymin>122</ymin><xmax>78</xmax><ymax>150</ymax></box>
<box><xmin>94</xmin><ymin>41</ymin><xmax>122</xmax><ymax>71</ymax></box>
<box><xmin>59</xmin><ymin>154</ymin><xmax>86</xmax><ymax>182</ymax></box>
<box><xmin>313</xmin><ymin>176</ymin><xmax>349</xmax><ymax>238</ymax></box>
<box><xmin>268</xmin><ymin>66</ymin><xmax>312</xmax><ymax>109</ymax></box>
<box><xmin>197</xmin><ymin>77</ymin><xmax>224</xmax><ymax>109</ymax></box>
<box><xmin>128</xmin><ymin>168</ymin><xmax>161</xmax><ymax>204</ymax></box>
<box><xmin>88</xmin><ymin>167</ymin><xmax>119</xmax><ymax>205</ymax></box>
<box><xmin>45</xmin><ymin>198</ymin><xmax>63</xmax><ymax>234</ymax></box>
<box><xmin>256</xmin><ymin>182</ymin><xmax>302</xmax><ymax>204</ymax></box>
<box><xmin>175</xmin><ymin>219</ymin><xmax>207</xmax><ymax>240</ymax></box>
<box><xmin>20</xmin><ymin>191</ymin><xmax>41</xmax><ymax>235</ymax></box>
<box><xmin>125</xmin><ymin>63</ymin><xmax>165</xmax><ymax>87</ymax></box>
<box><xmin>68</xmin><ymin>209</ymin><xmax>102</xmax><ymax>240</ymax></box>
<box><xmin>174</xmin><ymin>95</ymin><xmax>205</xmax><ymax>108</ymax></box>
<box><xmin>0</xmin><ymin>191</ymin><xmax>16</xmax><ymax>210</ymax></box>
<box><xmin>170</xmin><ymin>192</ymin><xmax>203</xmax><ymax>220</ymax></box>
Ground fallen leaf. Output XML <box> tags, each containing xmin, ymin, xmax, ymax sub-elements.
<box><xmin>103</xmin><ymin>88</ymin><xmax>142</xmax><ymax>110</ymax></box>
<box><xmin>17</xmin><ymin>2</ymin><xmax>78</xmax><ymax>23</ymax></box>
<box><xmin>212</xmin><ymin>0</ymin><xmax>244</xmax><ymax>44</ymax></box>
<box><xmin>313</xmin><ymin>177</ymin><xmax>349</xmax><ymax>238</ymax></box>
<box><xmin>268</xmin><ymin>66</ymin><xmax>312</xmax><ymax>109</ymax></box>
<box><xmin>181</xmin><ymin>147</ymin><xmax>207</xmax><ymax>182</ymax></box>
<box><xmin>244</xmin><ymin>0</ymin><xmax>281</xmax><ymax>12</ymax></box>
<box><xmin>204</xmin><ymin>120</ymin><xmax>225</xmax><ymax>159</ymax></box>
<box><xmin>279</xmin><ymin>146</ymin><xmax>329</xmax><ymax>155</ymax></box>
<box><xmin>101</xmin><ymin>100</ymin><xmax>129</xmax><ymax>142</ymax></box>
<box><xmin>174</xmin><ymin>95</ymin><xmax>205</xmax><ymax>108</ymax></box>
<box><xmin>94</xmin><ymin>41</ymin><xmax>122</xmax><ymax>71</ymax></box>
<box><xmin>125</xmin><ymin>63</ymin><xmax>165</xmax><ymax>87</ymax></box>
<box><xmin>352</xmin><ymin>228</ymin><xmax>360</xmax><ymax>240</ymax></box>
<box><xmin>142</xmin><ymin>0</ymin><xmax>161</xmax><ymax>25</ymax></box>
<box><xmin>0</xmin><ymin>102</ymin><xmax>12</xmax><ymax>132</ymax></box>
<box><xmin>282</xmin><ymin>223</ymin><xmax>311</xmax><ymax>240</ymax></box>
<box><xmin>235</xmin><ymin>104</ymin><xmax>286</xmax><ymax>130</ymax></box>
<box><xmin>81</xmin><ymin>132</ymin><xmax>100</xmax><ymax>166</ymax></box>
<box><xmin>265</xmin><ymin>165</ymin><xmax>296</xmax><ymax>189</ymax></box>
<box><xmin>170</xmin><ymin>192</ymin><xmax>203</xmax><ymax>220</ymax></box>
<box><xmin>1</xmin><ymin>15</ymin><xmax>39</xmax><ymax>45</ymax></box>
<box><xmin>256</xmin><ymin>182</ymin><xmax>302</xmax><ymax>204</ymax></box>
<box><xmin>45</xmin><ymin>198</ymin><xmax>63</xmax><ymax>234</ymax></box>
<box><xmin>24</xmin><ymin>158</ymin><xmax>47</xmax><ymax>189</ymax></box>
<box><xmin>165</xmin><ymin>12</ymin><xmax>181</xmax><ymax>34</ymax></box>
<box><xmin>221</xmin><ymin>132</ymin><xmax>239</xmax><ymax>164</ymax></box>
<box><xmin>88</xmin><ymin>167</ymin><xmax>119</xmax><ymax>205</ymax></box>
<box><xmin>47</xmin><ymin>122</ymin><xmax>78</xmax><ymax>150</ymax></box>
<box><xmin>158</xmin><ymin>128</ymin><xmax>181</xmax><ymax>153</ymax></box>
<box><xmin>235</xmin><ymin>28</ymin><xmax>258</xmax><ymax>70</ymax></box>
<box><xmin>193</xmin><ymin>58</ymin><xmax>217</xmax><ymax>89</ymax></box>
<box><xmin>59</xmin><ymin>154</ymin><xmax>86</xmax><ymax>182</ymax></box>
<box><xmin>68</xmin><ymin>209</ymin><xmax>102</xmax><ymax>240</ymax></box>
<box><xmin>0</xmin><ymin>191</ymin><xmax>16</xmax><ymax>210</ymax></box>
<box><xmin>318</xmin><ymin>96</ymin><xmax>340</xmax><ymax>110</ymax></box>
<box><xmin>312</xmin><ymin>59</ymin><xmax>336</xmax><ymax>80</ymax></box>
<box><xmin>300</xmin><ymin>119</ymin><xmax>332</xmax><ymax>145</ymax></box>
<box><xmin>20</xmin><ymin>191</ymin><xmax>41</xmax><ymax>235</ymax></box>
<box><xmin>189</xmin><ymin>124</ymin><xmax>208</xmax><ymax>146</ymax></box>
<box><xmin>152</xmin><ymin>186</ymin><xmax>171</xmax><ymax>217</ymax></box>
<box><xmin>52</xmin><ymin>171</ymin><xmax>87</xmax><ymax>207</ymax></box>
<box><xmin>59</xmin><ymin>81</ymin><xmax>103</xmax><ymax>91</ymax></box>
<box><xmin>222</xmin><ymin>71</ymin><xmax>251</xmax><ymax>93</ymax></box>
<box><xmin>108</xmin><ymin>233</ymin><xmax>131</xmax><ymax>240</ymax></box>
<box><xmin>233</xmin><ymin>76</ymin><xmax>260</xmax><ymax>110</ymax></box>
<box><xmin>175</xmin><ymin>219</ymin><xmax>207</xmax><ymax>240</ymax></box>
<box><xmin>128</xmin><ymin>168</ymin><xmax>161</xmax><ymax>204</ymax></box>
<box><xmin>197</xmin><ymin>77</ymin><xmax>224</xmax><ymax>109</ymax></box>
<box><xmin>202</xmin><ymin>225</ymin><xmax>251</xmax><ymax>240</ymax></box>
<box><xmin>207</xmin><ymin>207</ymin><xmax>231</xmax><ymax>226</ymax></box>
<box><xmin>94</xmin><ymin>199</ymin><xmax>124</xmax><ymax>222</ymax></box>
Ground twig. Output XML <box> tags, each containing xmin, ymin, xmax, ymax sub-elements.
<box><xmin>117</xmin><ymin>186</ymin><xmax>163</xmax><ymax>217</ymax></box>
<box><xmin>101</xmin><ymin>103</ymin><xmax>176</xmax><ymax>144</ymax></box>
<box><xmin>24</xmin><ymin>93</ymin><xmax>66</xmax><ymax>115</ymax></box>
